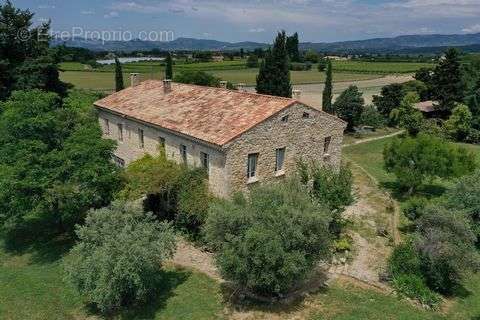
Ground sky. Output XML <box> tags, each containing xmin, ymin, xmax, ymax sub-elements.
<box><xmin>13</xmin><ymin>0</ymin><xmax>480</xmax><ymax>43</ymax></box>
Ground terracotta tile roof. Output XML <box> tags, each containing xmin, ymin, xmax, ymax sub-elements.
<box><xmin>414</xmin><ymin>100</ymin><xmax>437</xmax><ymax>113</ymax></box>
<box><xmin>95</xmin><ymin>80</ymin><xmax>299</xmax><ymax>146</ymax></box>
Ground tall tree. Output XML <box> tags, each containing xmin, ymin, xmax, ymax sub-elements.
<box><xmin>372</xmin><ymin>83</ymin><xmax>405</xmax><ymax>118</ymax></box>
<box><xmin>165</xmin><ymin>52</ymin><xmax>173</xmax><ymax>80</ymax></box>
<box><xmin>240</xmin><ymin>48</ymin><xmax>244</xmax><ymax>59</ymax></box>
<box><xmin>322</xmin><ymin>59</ymin><xmax>334</xmax><ymax>113</ymax></box>
<box><xmin>0</xmin><ymin>1</ymin><xmax>67</xmax><ymax>100</ymax></box>
<box><xmin>256</xmin><ymin>31</ymin><xmax>292</xmax><ymax>98</ymax></box>
<box><xmin>432</xmin><ymin>48</ymin><xmax>466</xmax><ymax>115</ymax></box>
<box><xmin>0</xmin><ymin>90</ymin><xmax>121</xmax><ymax>242</ymax></box>
<box><xmin>286</xmin><ymin>32</ymin><xmax>300</xmax><ymax>62</ymax></box>
<box><xmin>114</xmin><ymin>57</ymin><xmax>124</xmax><ymax>92</ymax></box>
<box><xmin>334</xmin><ymin>85</ymin><xmax>364</xmax><ymax>131</ymax></box>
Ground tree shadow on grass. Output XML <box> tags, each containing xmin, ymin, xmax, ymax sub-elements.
<box><xmin>220</xmin><ymin>267</ymin><xmax>328</xmax><ymax>316</ymax></box>
<box><xmin>101</xmin><ymin>268</ymin><xmax>191</xmax><ymax>320</ymax></box>
<box><xmin>380</xmin><ymin>181</ymin><xmax>448</xmax><ymax>203</ymax></box>
<box><xmin>1</xmin><ymin>228</ymin><xmax>75</xmax><ymax>265</ymax></box>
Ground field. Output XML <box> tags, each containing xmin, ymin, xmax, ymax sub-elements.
<box><xmin>59</xmin><ymin>58</ymin><xmax>432</xmax><ymax>91</ymax></box>
<box><xmin>332</xmin><ymin>61</ymin><xmax>434</xmax><ymax>74</ymax></box>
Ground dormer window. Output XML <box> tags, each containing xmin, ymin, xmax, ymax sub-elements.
<box><xmin>281</xmin><ymin>115</ymin><xmax>289</xmax><ymax>123</ymax></box>
<box><xmin>303</xmin><ymin>112</ymin><xmax>310</xmax><ymax>119</ymax></box>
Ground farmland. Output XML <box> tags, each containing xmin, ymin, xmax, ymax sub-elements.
<box><xmin>59</xmin><ymin>59</ymin><xmax>433</xmax><ymax>91</ymax></box>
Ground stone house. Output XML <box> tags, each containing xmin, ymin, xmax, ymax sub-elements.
<box><xmin>94</xmin><ymin>79</ymin><xmax>346</xmax><ymax>198</ymax></box>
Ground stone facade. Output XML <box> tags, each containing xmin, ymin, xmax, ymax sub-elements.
<box><xmin>224</xmin><ymin>103</ymin><xmax>345</xmax><ymax>194</ymax></box>
<box><xmin>97</xmin><ymin>102</ymin><xmax>345</xmax><ymax>198</ymax></box>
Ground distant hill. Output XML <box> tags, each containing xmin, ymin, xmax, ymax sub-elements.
<box><xmin>52</xmin><ymin>33</ymin><xmax>480</xmax><ymax>54</ymax></box>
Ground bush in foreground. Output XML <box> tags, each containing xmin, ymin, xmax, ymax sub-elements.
<box><xmin>204</xmin><ymin>180</ymin><xmax>332</xmax><ymax>297</ymax></box>
<box><xmin>64</xmin><ymin>201</ymin><xmax>176</xmax><ymax>313</ymax></box>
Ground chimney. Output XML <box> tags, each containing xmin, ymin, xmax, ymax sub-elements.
<box><xmin>292</xmin><ymin>89</ymin><xmax>302</xmax><ymax>100</ymax></box>
<box><xmin>130</xmin><ymin>73</ymin><xmax>140</xmax><ymax>87</ymax></box>
<box><xmin>219</xmin><ymin>80</ymin><xmax>228</xmax><ymax>89</ymax></box>
<box><xmin>237</xmin><ymin>83</ymin><xmax>246</xmax><ymax>92</ymax></box>
<box><xmin>163</xmin><ymin>79</ymin><xmax>172</xmax><ymax>93</ymax></box>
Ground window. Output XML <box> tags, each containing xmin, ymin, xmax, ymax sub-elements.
<box><xmin>201</xmin><ymin>152</ymin><xmax>209</xmax><ymax>173</ymax></box>
<box><xmin>281</xmin><ymin>115</ymin><xmax>289</xmax><ymax>123</ymax></box>
<box><xmin>180</xmin><ymin>145</ymin><xmax>187</xmax><ymax>164</ymax></box>
<box><xmin>138</xmin><ymin>129</ymin><xmax>144</xmax><ymax>148</ymax></box>
<box><xmin>117</xmin><ymin>123</ymin><xmax>123</xmax><ymax>141</ymax></box>
<box><xmin>112</xmin><ymin>155</ymin><xmax>125</xmax><ymax>168</ymax></box>
<box><xmin>324</xmin><ymin>136</ymin><xmax>332</xmax><ymax>154</ymax></box>
<box><xmin>158</xmin><ymin>136</ymin><xmax>166</xmax><ymax>151</ymax></box>
<box><xmin>247</xmin><ymin>153</ymin><xmax>258</xmax><ymax>179</ymax></box>
<box><xmin>275</xmin><ymin>148</ymin><xmax>285</xmax><ymax>172</ymax></box>
<box><xmin>103</xmin><ymin>119</ymin><xmax>110</xmax><ymax>135</ymax></box>
<box><xmin>302</xmin><ymin>112</ymin><xmax>310</xmax><ymax>119</ymax></box>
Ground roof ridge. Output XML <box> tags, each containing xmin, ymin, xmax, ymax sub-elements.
<box><xmin>141</xmin><ymin>79</ymin><xmax>296</xmax><ymax>103</ymax></box>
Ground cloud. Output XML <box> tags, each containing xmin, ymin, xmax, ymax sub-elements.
<box><xmin>104</xmin><ymin>11</ymin><xmax>120</xmax><ymax>19</ymax></box>
<box><xmin>81</xmin><ymin>10</ymin><xmax>95</xmax><ymax>15</ymax></box>
<box><xmin>37</xmin><ymin>4</ymin><xmax>56</xmax><ymax>9</ymax></box>
<box><xmin>249</xmin><ymin>28</ymin><xmax>265</xmax><ymax>33</ymax></box>
<box><xmin>462</xmin><ymin>24</ymin><xmax>480</xmax><ymax>33</ymax></box>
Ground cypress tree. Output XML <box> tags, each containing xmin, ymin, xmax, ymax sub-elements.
<box><xmin>256</xmin><ymin>31</ymin><xmax>292</xmax><ymax>98</ymax></box>
<box><xmin>322</xmin><ymin>59</ymin><xmax>334</xmax><ymax>113</ymax></box>
<box><xmin>286</xmin><ymin>32</ymin><xmax>300</xmax><ymax>62</ymax></box>
<box><xmin>114</xmin><ymin>57</ymin><xmax>124</xmax><ymax>92</ymax></box>
<box><xmin>432</xmin><ymin>48</ymin><xmax>466</xmax><ymax>115</ymax></box>
<box><xmin>165</xmin><ymin>52</ymin><xmax>173</xmax><ymax>80</ymax></box>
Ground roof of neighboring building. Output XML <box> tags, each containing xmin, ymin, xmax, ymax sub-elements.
<box><xmin>94</xmin><ymin>80</ymin><xmax>344</xmax><ymax>146</ymax></box>
<box><xmin>414</xmin><ymin>100</ymin><xmax>437</xmax><ymax>113</ymax></box>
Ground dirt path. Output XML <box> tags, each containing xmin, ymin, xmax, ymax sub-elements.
<box><xmin>246</xmin><ymin>75</ymin><xmax>413</xmax><ymax>109</ymax></box>
<box><xmin>342</xmin><ymin>130</ymin><xmax>404</xmax><ymax>148</ymax></box>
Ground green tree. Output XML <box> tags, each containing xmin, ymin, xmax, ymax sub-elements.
<box><xmin>246</xmin><ymin>54</ymin><xmax>259</xmax><ymax>68</ymax></box>
<box><xmin>414</xmin><ymin>67</ymin><xmax>434</xmax><ymax>100</ymax></box>
<box><xmin>322</xmin><ymin>59</ymin><xmax>334</xmax><ymax>113</ymax></box>
<box><xmin>415</xmin><ymin>205</ymin><xmax>480</xmax><ymax>294</ymax></box>
<box><xmin>240</xmin><ymin>48</ymin><xmax>245</xmax><ymax>59</ymax></box>
<box><xmin>317</xmin><ymin>57</ymin><xmax>327</xmax><ymax>71</ymax></box>
<box><xmin>204</xmin><ymin>180</ymin><xmax>332</xmax><ymax>296</ymax></box>
<box><xmin>395</xmin><ymin>92</ymin><xmax>424</xmax><ymax>136</ymax></box>
<box><xmin>165</xmin><ymin>52</ymin><xmax>173</xmax><ymax>80</ymax></box>
<box><xmin>432</xmin><ymin>48</ymin><xmax>466</xmax><ymax>114</ymax></box>
<box><xmin>383</xmin><ymin>134</ymin><xmax>477</xmax><ymax>193</ymax></box>
<box><xmin>372</xmin><ymin>83</ymin><xmax>405</xmax><ymax>118</ymax></box>
<box><xmin>0</xmin><ymin>1</ymin><xmax>67</xmax><ymax>99</ymax></box>
<box><xmin>0</xmin><ymin>90</ymin><xmax>121</xmax><ymax>242</ymax></box>
<box><xmin>304</xmin><ymin>49</ymin><xmax>319</xmax><ymax>63</ymax></box>
<box><xmin>444</xmin><ymin>104</ymin><xmax>473</xmax><ymax>141</ymax></box>
<box><xmin>334</xmin><ymin>85</ymin><xmax>364</xmax><ymax>131</ymax></box>
<box><xmin>114</xmin><ymin>57</ymin><xmax>124</xmax><ymax>92</ymax></box>
<box><xmin>444</xmin><ymin>170</ymin><xmax>480</xmax><ymax>241</ymax></box>
<box><xmin>174</xmin><ymin>70</ymin><xmax>220</xmax><ymax>87</ymax></box>
<box><xmin>286</xmin><ymin>32</ymin><xmax>300</xmax><ymax>62</ymax></box>
<box><xmin>256</xmin><ymin>31</ymin><xmax>292</xmax><ymax>98</ymax></box>
<box><xmin>64</xmin><ymin>200</ymin><xmax>176</xmax><ymax>313</ymax></box>
<box><xmin>360</xmin><ymin>105</ymin><xmax>386</xmax><ymax>129</ymax></box>
<box><xmin>466</xmin><ymin>77</ymin><xmax>480</xmax><ymax>129</ymax></box>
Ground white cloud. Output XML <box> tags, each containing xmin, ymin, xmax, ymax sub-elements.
<box><xmin>462</xmin><ymin>24</ymin><xmax>480</xmax><ymax>33</ymax></box>
<box><xmin>249</xmin><ymin>28</ymin><xmax>265</xmax><ymax>33</ymax></box>
<box><xmin>104</xmin><ymin>11</ymin><xmax>120</xmax><ymax>19</ymax></box>
<box><xmin>81</xmin><ymin>10</ymin><xmax>95</xmax><ymax>15</ymax></box>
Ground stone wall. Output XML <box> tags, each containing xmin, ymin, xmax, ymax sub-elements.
<box><xmin>97</xmin><ymin>109</ymin><xmax>229</xmax><ymax>198</ymax></box>
<box><xmin>223</xmin><ymin>103</ymin><xmax>346</xmax><ymax>194</ymax></box>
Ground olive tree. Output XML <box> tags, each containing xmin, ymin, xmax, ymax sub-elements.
<box><xmin>204</xmin><ymin>180</ymin><xmax>332</xmax><ymax>297</ymax></box>
<box><xmin>64</xmin><ymin>201</ymin><xmax>176</xmax><ymax>313</ymax></box>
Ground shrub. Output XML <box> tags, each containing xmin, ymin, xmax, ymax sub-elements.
<box><xmin>402</xmin><ymin>197</ymin><xmax>428</xmax><ymax>221</ymax></box>
<box><xmin>174</xmin><ymin>70</ymin><xmax>220</xmax><ymax>87</ymax></box>
<box><xmin>360</xmin><ymin>105</ymin><xmax>386</xmax><ymax>129</ymax></box>
<box><xmin>246</xmin><ymin>54</ymin><xmax>259</xmax><ymax>68</ymax></box>
<box><xmin>415</xmin><ymin>205</ymin><xmax>480</xmax><ymax>294</ymax></box>
<box><xmin>383</xmin><ymin>134</ymin><xmax>477</xmax><ymax>193</ymax></box>
<box><xmin>310</xmin><ymin>165</ymin><xmax>354</xmax><ymax>212</ymax></box>
<box><xmin>289</xmin><ymin>62</ymin><xmax>310</xmax><ymax>71</ymax></box>
<box><xmin>204</xmin><ymin>180</ymin><xmax>332</xmax><ymax>297</ymax></box>
<box><xmin>119</xmin><ymin>153</ymin><xmax>212</xmax><ymax>237</ymax></box>
<box><xmin>388</xmin><ymin>241</ymin><xmax>423</xmax><ymax>278</ymax></box>
<box><xmin>444</xmin><ymin>104</ymin><xmax>473</xmax><ymax>142</ymax></box>
<box><xmin>392</xmin><ymin>274</ymin><xmax>441</xmax><ymax>307</ymax></box>
<box><xmin>334</xmin><ymin>85</ymin><xmax>365</xmax><ymax>131</ymax></box>
<box><xmin>64</xmin><ymin>201</ymin><xmax>176</xmax><ymax>313</ymax></box>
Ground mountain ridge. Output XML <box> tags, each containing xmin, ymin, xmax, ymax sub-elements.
<box><xmin>52</xmin><ymin>33</ymin><xmax>480</xmax><ymax>54</ymax></box>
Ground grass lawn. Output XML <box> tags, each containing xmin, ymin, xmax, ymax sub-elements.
<box><xmin>0</xmin><ymin>237</ymin><xmax>224</xmax><ymax>320</ymax></box>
